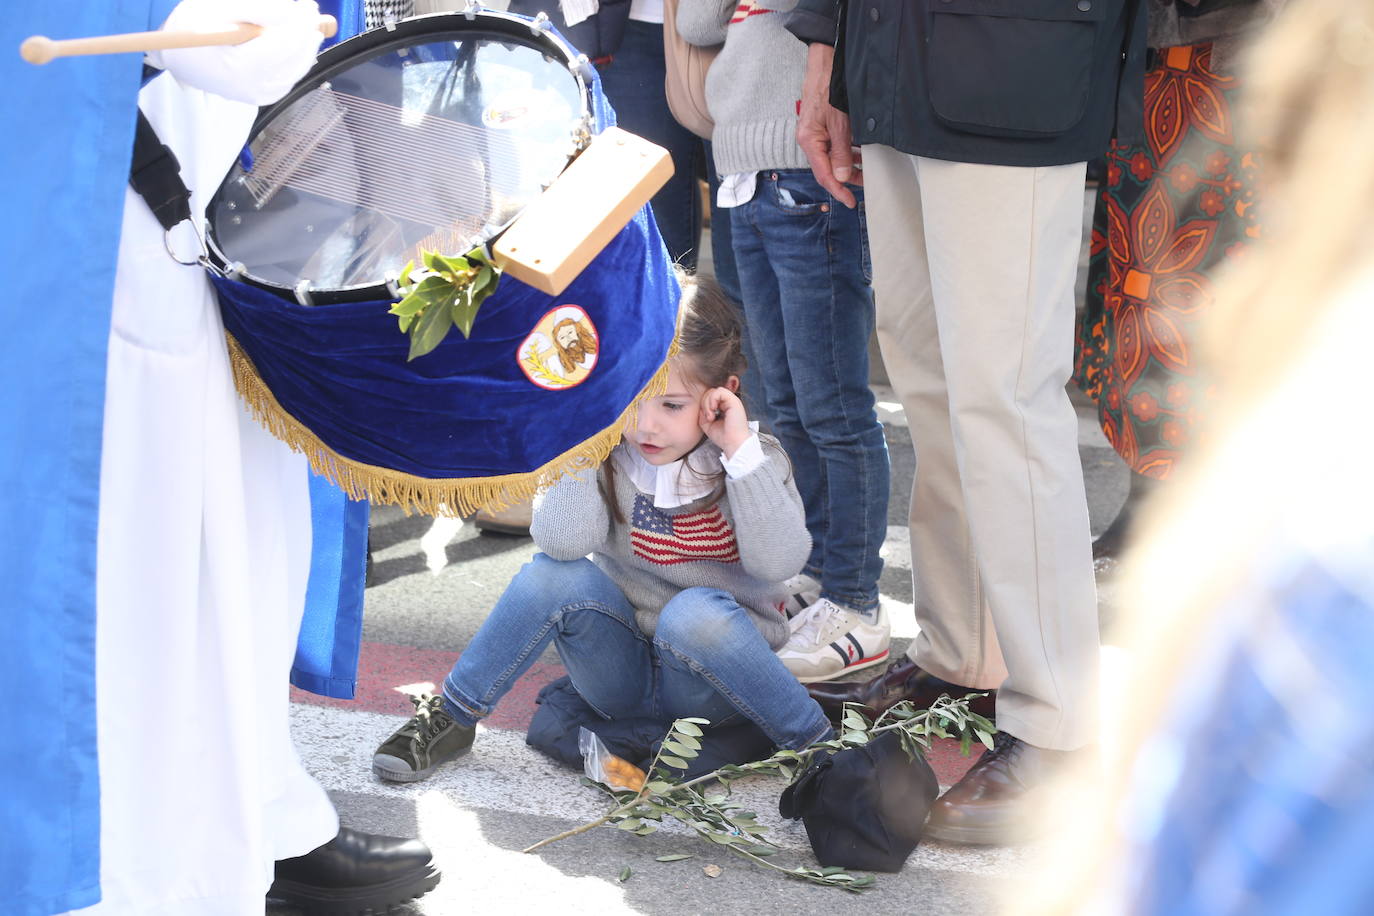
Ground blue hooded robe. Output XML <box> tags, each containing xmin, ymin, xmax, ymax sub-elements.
<box><xmin>0</xmin><ymin>3</ymin><xmax>364</xmax><ymax>912</ymax></box>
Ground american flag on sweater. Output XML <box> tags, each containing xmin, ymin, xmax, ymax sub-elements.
<box><xmin>730</xmin><ymin>0</ymin><xmax>777</xmax><ymax>23</ymax></box>
<box><xmin>629</xmin><ymin>494</ymin><xmax>740</xmax><ymax>566</ymax></box>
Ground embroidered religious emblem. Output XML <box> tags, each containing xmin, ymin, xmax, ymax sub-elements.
<box><xmin>629</xmin><ymin>494</ymin><xmax>740</xmax><ymax>565</ymax></box>
<box><xmin>518</xmin><ymin>304</ymin><xmax>600</xmax><ymax>390</ymax></box>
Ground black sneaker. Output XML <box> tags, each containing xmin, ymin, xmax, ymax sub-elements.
<box><xmin>372</xmin><ymin>693</ymin><xmax>475</xmax><ymax>783</ymax></box>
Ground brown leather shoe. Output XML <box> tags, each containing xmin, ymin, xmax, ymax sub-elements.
<box><xmin>923</xmin><ymin>732</ymin><xmax>1081</xmax><ymax>845</ymax></box>
<box><xmin>474</xmin><ymin>498</ymin><xmax>533</xmax><ymax>536</ymax></box>
<box><xmin>805</xmin><ymin>659</ymin><xmax>995</xmax><ymax>721</ymax></box>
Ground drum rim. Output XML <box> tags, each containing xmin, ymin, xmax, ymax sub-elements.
<box><xmin>206</xmin><ymin>9</ymin><xmax>596</xmax><ymax>305</ymax></box>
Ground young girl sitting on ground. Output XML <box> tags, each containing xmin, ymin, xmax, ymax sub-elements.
<box><xmin>372</xmin><ymin>279</ymin><xmax>833</xmax><ymax>782</ymax></box>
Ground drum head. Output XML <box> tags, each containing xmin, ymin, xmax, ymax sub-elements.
<box><xmin>207</xmin><ymin>12</ymin><xmax>590</xmax><ymax>302</ymax></box>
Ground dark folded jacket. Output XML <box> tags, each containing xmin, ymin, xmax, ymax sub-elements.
<box><xmin>525</xmin><ymin>676</ymin><xmax>776</xmax><ymax>780</ymax></box>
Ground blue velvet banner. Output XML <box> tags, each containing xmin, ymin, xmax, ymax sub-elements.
<box><xmin>214</xmin><ymin>204</ymin><xmax>678</xmax><ymax>485</ymax></box>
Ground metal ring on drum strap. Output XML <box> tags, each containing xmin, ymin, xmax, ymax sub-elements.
<box><xmin>131</xmin><ymin>107</ymin><xmax>213</xmax><ymax>270</ymax></box>
<box><xmin>163</xmin><ymin>219</ymin><xmax>211</xmax><ymax>268</ymax></box>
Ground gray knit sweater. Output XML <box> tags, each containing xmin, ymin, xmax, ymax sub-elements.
<box><xmin>529</xmin><ymin>439</ymin><xmax>810</xmax><ymax>649</ymax></box>
<box><xmin>676</xmin><ymin>0</ymin><xmax>811</xmax><ymax>177</ymax></box>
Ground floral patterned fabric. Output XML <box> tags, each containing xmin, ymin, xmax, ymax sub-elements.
<box><xmin>1074</xmin><ymin>43</ymin><xmax>1262</xmax><ymax>478</ymax></box>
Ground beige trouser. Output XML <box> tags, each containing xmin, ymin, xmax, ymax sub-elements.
<box><xmin>863</xmin><ymin>147</ymin><xmax>1098</xmax><ymax>751</ymax></box>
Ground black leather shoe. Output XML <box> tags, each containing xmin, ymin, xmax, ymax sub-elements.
<box><xmin>269</xmin><ymin>827</ymin><xmax>441</xmax><ymax>914</ymax></box>
<box><xmin>923</xmin><ymin>732</ymin><xmax>1084</xmax><ymax>845</ymax></box>
<box><xmin>805</xmin><ymin>659</ymin><xmax>996</xmax><ymax>721</ymax></box>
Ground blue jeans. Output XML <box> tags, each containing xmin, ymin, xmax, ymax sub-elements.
<box><xmin>442</xmin><ymin>555</ymin><xmax>832</xmax><ymax>750</ymax></box>
<box><xmin>730</xmin><ymin>170</ymin><xmax>889</xmax><ymax>612</ymax></box>
<box><xmin>597</xmin><ymin>20</ymin><xmax>704</xmax><ymax>269</ymax></box>
<box><xmin>705</xmin><ymin>145</ymin><xmax>768</xmax><ymax>423</ymax></box>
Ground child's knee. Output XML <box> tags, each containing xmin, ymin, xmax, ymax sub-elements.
<box><xmin>656</xmin><ymin>589</ymin><xmax>740</xmax><ymax>657</ymax></box>
<box><xmin>517</xmin><ymin>553</ymin><xmax>598</xmax><ymax>588</ymax></box>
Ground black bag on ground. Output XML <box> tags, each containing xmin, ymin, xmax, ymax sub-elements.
<box><xmin>778</xmin><ymin>732</ymin><xmax>940</xmax><ymax>872</ymax></box>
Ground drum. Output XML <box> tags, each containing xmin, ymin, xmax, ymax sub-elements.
<box><xmin>206</xmin><ymin>12</ymin><xmax>680</xmax><ymax>516</ymax></box>
<box><xmin>206</xmin><ymin>9</ymin><xmax>595</xmax><ymax>305</ymax></box>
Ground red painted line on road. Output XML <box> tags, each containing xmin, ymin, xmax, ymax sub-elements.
<box><xmin>289</xmin><ymin>640</ymin><xmax>563</xmax><ymax>732</ymax></box>
<box><xmin>292</xmin><ymin>640</ymin><xmax>980</xmax><ymax>784</ymax></box>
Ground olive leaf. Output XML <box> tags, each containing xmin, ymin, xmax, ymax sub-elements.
<box><xmin>389</xmin><ymin>247</ymin><xmax>502</xmax><ymax>361</ymax></box>
<box><xmin>522</xmin><ymin>694</ymin><xmax>994</xmax><ymax>894</ymax></box>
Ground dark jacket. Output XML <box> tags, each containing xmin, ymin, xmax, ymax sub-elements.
<box><xmin>786</xmin><ymin>0</ymin><xmax>1147</xmax><ymax>166</ymax></box>
<box><xmin>525</xmin><ymin>676</ymin><xmax>776</xmax><ymax>780</ymax></box>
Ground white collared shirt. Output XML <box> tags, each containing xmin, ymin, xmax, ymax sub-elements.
<box><xmin>612</xmin><ymin>425</ymin><xmax>766</xmax><ymax>508</ymax></box>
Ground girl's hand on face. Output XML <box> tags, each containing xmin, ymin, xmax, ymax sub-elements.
<box><xmin>699</xmin><ymin>387</ymin><xmax>750</xmax><ymax>458</ymax></box>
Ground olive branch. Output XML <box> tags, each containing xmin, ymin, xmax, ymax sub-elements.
<box><xmin>521</xmin><ymin>342</ymin><xmax>570</xmax><ymax>388</ymax></box>
<box><xmin>523</xmin><ymin>693</ymin><xmax>995</xmax><ymax>892</ymax></box>
<box><xmin>390</xmin><ymin>248</ymin><xmax>502</xmax><ymax>361</ymax></box>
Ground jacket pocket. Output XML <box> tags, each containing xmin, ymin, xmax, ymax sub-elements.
<box><xmin>925</xmin><ymin>0</ymin><xmax>1104</xmax><ymax>138</ymax></box>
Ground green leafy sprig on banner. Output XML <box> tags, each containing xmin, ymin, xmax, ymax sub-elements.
<box><xmin>522</xmin><ymin>692</ymin><xmax>996</xmax><ymax>893</ymax></box>
<box><xmin>390</xmin><ymin>248</ymin><xmax>501</xmax><ymax>361</ymax></box>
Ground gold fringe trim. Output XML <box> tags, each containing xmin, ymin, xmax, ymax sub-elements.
<box><xmin>224</xmin><ymin>331</ymin><xmax>676</xmax><ymax>518</ymax></box>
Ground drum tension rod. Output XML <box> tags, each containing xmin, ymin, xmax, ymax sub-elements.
<box><xmin>575</xmin><ymin>53</ymin><xmax>595</xmax><ymax>83</ymax></box>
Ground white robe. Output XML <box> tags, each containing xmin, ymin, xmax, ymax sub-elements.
<box><xmin>80</xmin><ymin>74</ymin><xmax>337</xmax><ymax>915</ymax></box>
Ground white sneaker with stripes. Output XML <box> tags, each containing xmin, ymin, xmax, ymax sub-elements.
<box><xmin>780</xmin><ymin>572</ymin><xmax>822</xmax><ymax>619</ymax></box>
<box><xmin>775</xmin><ymin>597</ymin><xmax>890</xmax><ymax>684</ymax></box>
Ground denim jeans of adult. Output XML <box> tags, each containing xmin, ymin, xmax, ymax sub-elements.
<box><xmin>705</xmin><ymin>144</ymin><xmax>768</xmax><ymax>424</ymax></box>
<box><xmin>442</xmin><ymin>555</ymin><xmax>832</xmax><ymax>750</ymax></box>
<box><xmin>597</xmin><ymin>19</ymin><xmax>704</xmax><ymax>269</ymax></box>
<box><xmin>730</xmin><ymin>169</ymin><xmax>888</xmax><ymax>613</ymax></box>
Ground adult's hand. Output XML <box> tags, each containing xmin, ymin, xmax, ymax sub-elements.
<box><xmin>797</xmin><ymin>42</ymin><xmax>860</xmax><ymax>209</ymax></box>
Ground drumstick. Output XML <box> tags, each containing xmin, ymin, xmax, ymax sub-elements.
<box><xmin>19</xmin><ymin>15</ymin><xmax>338</xmax><ymax>66</ymax></box>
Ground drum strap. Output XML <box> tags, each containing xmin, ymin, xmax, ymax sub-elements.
<box><xmin>128</xmin><ymin>108</ymin><xmax>192</xmax><ymax>232</ymax></box>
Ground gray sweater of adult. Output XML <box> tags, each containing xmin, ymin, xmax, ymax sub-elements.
<box><xmin>530</xmin><ymin>440</ymin><xmax>810</xmax><ymax>650</ymax></box>
<box><xmin>676</xmin><ymin>0</ymin><xmax>811</xmax><ymax>177</ymax></box>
